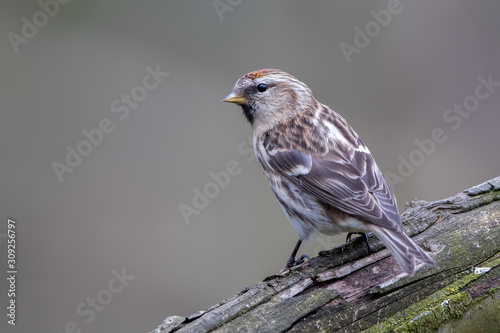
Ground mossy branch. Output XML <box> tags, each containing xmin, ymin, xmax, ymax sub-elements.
<box><xmin>151</xmin><ymin>177</ymin><xmax>500</xmax><ymax>333</ymax></box>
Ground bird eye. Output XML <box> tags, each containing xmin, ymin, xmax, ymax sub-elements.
<box><xmin>256</xmin><ymin>83</ymin><xmax>268</xmax><ymax>92</ymax></box>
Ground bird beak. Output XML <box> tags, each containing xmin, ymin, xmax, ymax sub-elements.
<box><xmin>222</xmin><ymin>91</ymin><xmax>247</xmax><ymax>105</ymax></box>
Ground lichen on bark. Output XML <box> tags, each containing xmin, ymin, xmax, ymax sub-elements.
<box><xmin>150</xmin><ymin>177</ymin><xmax>500</xmax><ymax>333</ymax></box>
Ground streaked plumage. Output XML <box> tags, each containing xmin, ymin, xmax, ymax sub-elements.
<box><xmin>223</xmin><ymin>69</ymin><xmax>437</xmax><ymax>275</ymax></box>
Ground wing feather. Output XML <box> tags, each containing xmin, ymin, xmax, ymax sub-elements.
<box><xmin>267</xmin><ymin>149</ymin><xmax>312</xmax><ymax>176</ymax></box>
<box><xmin>266</xmin><ymin>143</ymin><xmax>402</xmax><ymax>232</ymax></box>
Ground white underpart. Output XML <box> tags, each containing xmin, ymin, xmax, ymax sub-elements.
<box><xmin>333</xmin><ymin>216</ymin><xmax>371</xmax><ymax>233</ymax></box>
<box><xmin>254</xmin><ymin>134</ymin><xmax>371</xmax><ymax>240</ymax></box>
<box><xmin>269</xmin><ymin>173</ymin><xmax>333</xmax><ymax>240</ymax></box>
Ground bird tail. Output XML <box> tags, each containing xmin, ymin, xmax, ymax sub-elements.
<box><xmin>371</xmin><ymin>227</ymin><xmax>438</xmax><ymax>276</ymax></box>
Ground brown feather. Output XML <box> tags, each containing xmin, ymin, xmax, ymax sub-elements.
<box><xmin>224</xmin><ymin>69</ymin><xmax>437</xmax><ymax>274</ymax></box>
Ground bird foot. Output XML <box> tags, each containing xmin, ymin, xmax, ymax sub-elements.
<box><xmin>346</xmin><ymin>232</ymin><xmax>372</xmax><ymax>255</ymax></box>
<box><xmin>285</xmin><ymin>254</ymin><xmax>313</xmax><ymax>269</ymax></box>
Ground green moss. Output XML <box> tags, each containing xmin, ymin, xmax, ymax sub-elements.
<box><xmin>365</xmin><ymin>253</ymin><xmax>500</xmax><ymax>333</ymax></box>
<box><xmin>438</xmin><ymin>289</ymin><xmax>500</xmax><ymax>333</ymax></box>
<box><xmin>214</xmin><ymin>288</ymin><xmax>339</xmax><ymax>332</ymax></box>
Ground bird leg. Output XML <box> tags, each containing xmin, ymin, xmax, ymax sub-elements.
<box><xmin>285</xmin><ymin>239</ymin><xmax>313</xmax><ymax>268</ymax></box>
<box><xmin>285</xmin><ymin>239</ymin><xmax>302</xmax><ymax>268</ymax></box>
<box><xmin>346</xmin><ymin>232</ymin><xmax>372</xmax><ymax>255</ymax></box>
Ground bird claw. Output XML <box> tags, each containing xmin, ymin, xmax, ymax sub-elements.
<box><xmin>345</xmin><ymin>232</ymin><xmax>363</xmax><ymax>243</ymax></box>
<box><xmin>346</xmin><ymin>232</ymin><xmax>372</xmax><ymax>255</ymax></box>
<box><xmin>285</xmin><ymin>254</ymin><xmax>313</xmax><ymax>269</ymax></box>
<box><xmin>295</xmin><ymin>254</ymin><xmax>313</xmax><ymax>267</ymax></box>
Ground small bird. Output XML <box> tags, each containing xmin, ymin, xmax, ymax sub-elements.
<box><xmin>222</xmin><ymin>69</ymin><xmax>438</xmax><ymax>275</ymax></box>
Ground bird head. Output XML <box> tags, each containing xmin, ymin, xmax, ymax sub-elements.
<box><xmin>222</xmin><ymin>69</ymin><xmax>316</xmax><ymax>130</ymax></box>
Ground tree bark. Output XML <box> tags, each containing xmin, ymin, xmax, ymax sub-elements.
<box><xmin>151</xmin><ymin>177</ymin><xmax>500</xmax><ymax>333</ymax></box>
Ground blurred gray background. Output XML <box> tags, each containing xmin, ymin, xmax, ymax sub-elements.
<box><xmin>1</xmin><ymin>1</ymin><xmax>499</xmax><ymax>332</ymax></box>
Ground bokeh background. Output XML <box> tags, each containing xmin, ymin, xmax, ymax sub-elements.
<box><xmin>1</xmin><ymin>1</ymin><xmax>499</xmax><ymax>332</ymax></box>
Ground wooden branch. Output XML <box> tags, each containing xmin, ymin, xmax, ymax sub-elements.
<box><xmin>151</xmin><ymin>177</ymin><xmax>500</xmax><ymax>333</ymax></box>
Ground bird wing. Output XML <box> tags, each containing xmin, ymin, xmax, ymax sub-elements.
<box><xmin>265</xmin><ymin>141</ymin><xmax>402</xmax><ymax>233</ymax></box>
